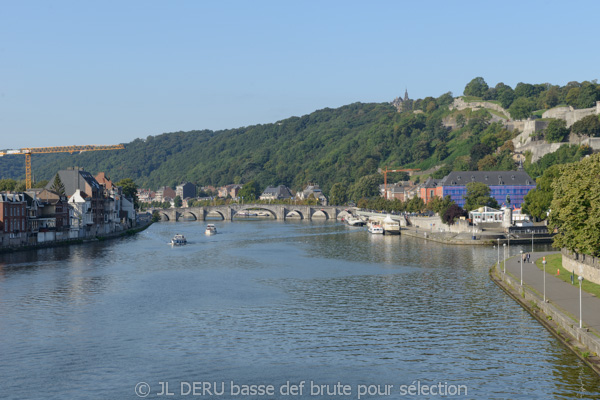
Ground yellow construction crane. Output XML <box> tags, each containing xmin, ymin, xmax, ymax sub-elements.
<box><xmin>0</xmin><ymin>144</ymin><xmax>125</xmax><ymax>189</ymax></box>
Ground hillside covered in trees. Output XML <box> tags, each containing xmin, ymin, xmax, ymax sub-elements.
<box><xmin>1</xmin><ymin>78</ymin><xmax>598</xmax><ymax>192</ymax></box>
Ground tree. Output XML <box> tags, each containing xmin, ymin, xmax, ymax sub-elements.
<box><xmin>50</xmin><ymin>173</ymin><xmax>66</xmax><ymax>196</ymax></box>
<box><xmin>442</xmin><ymin>204</ymin><xmax>467</xmax><ymax>225</ymax></box>
<box><xmin>576</xmin><ymin>81</ymin><xmax>600</xmax><ymax>109</ymax></box>
<box><xmin>463</xmin><ymin>182</ymin><xmax>499</xmax><ymax>212</ymax></box>
<box><xmin>116</xmin><ymin>178</ymin><xmax>139</xmax><ymax>208</ymax></box>
<box><xmin>329</xmin><ymin>182</ymin><xmax>347</xmax><ymax>205</ymax></box>
<box><xmin>350</xmin><ymin>174</ymin><xmax>381</xmax><ymax>201</ymax></box>
<box><xmin>571</xmin><ymin>115</ymin><xmax>600</xmax><ymax>137</ymax></box>
<box><xmin>508</xmin><ymin>97</ymin><xmax>535</xmax><ymax>120</ymax></box>
<box><xmin>173</xmin><ymin>195</ymin><xmax>182</xmax><ymax>208</ymax></box>
<box><xmin>495</xmin><ymin>83</ymin><xmax>515</xmax><ymax>109</ymax></box>
<box><xmin>0</xmin><ymin>179</ymin><xmax>17</xmax><ymax>191</ymax></box>
<box><xmin>151</xmin><ymin>210</ymin><xmax>161</xmax><ymax>222</ymax></box>
<box><xmin>426</xmin><ymin>195</ymin><xmax>454</xmax><ymax>216</ymax></box>
<box><xmin>544</xmin><ymin>119</ymin><xmax>569</xmax><ymax>143</ymax></box>
<box><xmin>464</xmin><ymin>77</ymin><xmax>489</xmax><ymax>98</ymax></box>
<box><xmin>238</xmin><ymin>180</ymin><xmax>261</xmax><ymax>201</ymax></box>
<box><xmin>470</xmin><ymin>143</ymin><xmax>493</xmax><ymax>164</ymax></box>
<box><xmin>406</xmin><ymin>196</ymin><xmax>424</xmax><ymax>213</ymax></box>
<box><xmin>522</xmin><ymin>165</ymin><xmax>560</xmax><ymax>221</ymax></box>
<box><xmin>548</xmin><ymin>153</ymin><xmax>600</xmax><ymax>256</ymax></box>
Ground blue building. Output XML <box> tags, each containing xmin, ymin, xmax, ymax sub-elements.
<box><xmin>439</xmin><ymin>170</ymin><xmax>535</xmax><ymax>208</ymax></box>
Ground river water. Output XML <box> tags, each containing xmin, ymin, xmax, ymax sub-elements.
<box><xmin>1</xmin><ymin>220</ymin><xmax>599</xmax><ymax>399</ymax></box>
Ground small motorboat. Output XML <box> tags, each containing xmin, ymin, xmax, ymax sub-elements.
<box><xmin>171</xmin><ymin>234</ymin><xmax>187</xmax><ymax>245</ymax></box>
<box><xmin>205</xmin><ymin>224</ymin><xmax>217</xmax><ymax>235</ymax></box>
<box><xmin>367</xmin><ymin>223</ymin><xmax>384</xmax><ymax>234</ymax></box>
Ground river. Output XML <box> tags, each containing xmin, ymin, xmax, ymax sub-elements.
<box><xmin>0</xmin><ymin>220</ymin><xmax>599</xmax><ymax>399</ymax></box>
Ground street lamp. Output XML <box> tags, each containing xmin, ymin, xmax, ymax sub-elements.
<box><xmin>542</xmin><ymin>258</ymin><xmax>547</xmax><ymax>302</ymax></box>
<box><xmin>503</xmin><ymin>243</ymin><xmax>507</xmax><ymax>274</ymax></box>
<box><xmin>497</xmin><ymin>238</ymin><xmax>500</xmax><ymax>268</ymax></box>
<box><xmin>520</xmin><ymin>249</ymin><xmax>524</xmax><ymax>286</ymax></box>
<box><xmin>532</xmin><ymin>231</ymin><xmax>534</xmax><ymax>253</ymax></box>
<box><xmin>579</xmin><ymin>275</ymin><xmax>584</xmax><ymax>329</ymax></box>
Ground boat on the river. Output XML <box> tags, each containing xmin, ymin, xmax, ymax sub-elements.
<box><xmin>171</xmin><ymin>234</ymin><xmax>187</xmax><ymax>245</ymax></box>
<box><xmin>382</xmin><ymin>214</ymin><xmax>400</xmax><ymax>235</ymax></box>
<box><xmin>205</xmin><ymin>224</ymin><xmax>217</xmax><ymax>235</ymax></box>
<box><xmin>367</xmin><ymin>223</ymin><xmax>384</xmax><ymax>234</ymax></box>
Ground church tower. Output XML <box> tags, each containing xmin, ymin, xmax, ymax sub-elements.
<box><xmin>404</xmin><ymin>88</ymin><xmax>409</xmax><ymax>102</ymax></box>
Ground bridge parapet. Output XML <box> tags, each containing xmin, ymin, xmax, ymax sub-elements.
<box><xmin>155</xmin><ymin>204</ymin><xmax>345</xmax><ymax>221</ymax></box>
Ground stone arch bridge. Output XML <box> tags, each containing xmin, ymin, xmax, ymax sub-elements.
<box><xmin>154</xmin><ymin>204</ymin><xmax>349</xmax><ymax>222</ymax></box>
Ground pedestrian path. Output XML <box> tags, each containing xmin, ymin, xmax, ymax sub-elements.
<box><xmin>502</xmin><ymin>251</ymin><xmax>600</xmax><ymax>333</ymax></box>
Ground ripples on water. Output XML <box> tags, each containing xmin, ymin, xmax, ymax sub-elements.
<box><xmin>0</xmin><ymin>220</ymin><xmax>599</xmax><ymax>399</ymax></box>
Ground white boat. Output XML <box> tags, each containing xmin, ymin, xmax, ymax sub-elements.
<box><xmin>382</xmin><ymin>214</ymin><xmax>400</xmax><ymax>235</ymax></box>
<box><xmin>205</xmin><ymin>224</ymin><xmax>217</xmax><ymax>235</ymax></box>
<box><xmin>368</xmin><ymin>223</ymin><xmax>384</xmax><ymax>234</ymax></box>
<box><xmin>171</xmin><ymin>234</ymin><xmax>187</xmax><ymax>245</ymax></box>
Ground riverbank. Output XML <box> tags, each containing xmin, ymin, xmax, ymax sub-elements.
<box><xmin>0</xmin><ymin>221</ymin><xmax>153</xmax><ymax>255</ymax></box>
<box><xmin>401</xmin><ymin>225</ymin><xmax>553</xmax><ymax>246</ymax></box>
<box><xmin>490</xmin><ymin>253</ymin><xmax>600</xmax><ymax>377</ymax></box>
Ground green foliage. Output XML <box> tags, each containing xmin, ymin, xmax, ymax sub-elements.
<box><xmin>350</xmin><ymin>174</ymin><xmax>382</xmax><ymax>201</ymax></box>
<box><xmin>151</xmin><ymin>210</ymin><xmax>161</xmax><ymax>222</ymax></box>
<box><xmin>571</xmin><ymin>114</ymin><xmax>600</xmax><ymax>137</ymax></box>
<box><xmin>329</xmin><ymin>182</ymin><xmax>347</xmax><ymax>205</ymax></box>
<box><xmin>463</xmin><ymin>182</ymin><xmax>499</xmax><ymax>212</ymax></box>
<box><xmin>522</xmin><ymin>164</ymin><xmax>561</xmax><ymax>221</ymax></box>
<box><xmin>548</xmin><ymin>153</ymin><xmax>600</xmax><ymax>256</ymax></box>
<box><xmin>173</xmin><ymin>195</ymin><xmax>182</xmax><ymax>208</ymax></box>
<box><xmin>426</xmin><ymin>195</ymin><xmax>454</xmax><ymax>217</ymax></box>
<box><xmin>238</xmin><ymin>180</ymin><xmax>261</xmax><ymax>201</ymax></box>
<box><xmin>464</xmin><ymin>77</ymin><xmax>489</xmax><ymax>98</ymax></box>
<box><xmin>544</xmin><ymin>119</ymin><xmax>569</xmax><ymax>143</ymax></box>
<box><xmin>50</xmin><ymin>173</ymin><xmax>66</xmax><ymax>196</ymax></box>
<box><xmin>116</xmin><ymin>178</ymin><xmax>139</xmax><ymax>208</ymax></box>
<box><xmin>0</xmin><ymin>179</ymin><xmax>18</xmax><ymax>191</ymax></box>
<box><xmin>508</xmin><ymin>97</ymin><xmax>536</xmax><ymax>120</ymax></box>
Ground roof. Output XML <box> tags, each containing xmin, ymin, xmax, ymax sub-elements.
<box><xmin>441</xmin><ymin>171</ymin><xmax>535</xmax><ymax>186</ymax></box>
<box><xmin>46</xmin><ymin>169</ymin><xmax>102</xmax><ymax>197</ymax></box>
<box><xmin>262</xmin><ymin>185</ymin><xmax>293</xmax><ymax>198</ymax></box>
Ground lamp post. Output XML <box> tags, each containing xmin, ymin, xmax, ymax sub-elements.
<box><xmin>578</xmin><ymin>276</ymin><xmax>584</xmax><ymax>329</ymax></box>
<box><xmin>531</xmin><ymin>231</ymin><xmax>534</xmax><ymax>253</ymax></box>
<box><xmin>508</xmin><ymin>234</ymin><xmax>510</xmax><ymax>259</ymax></box>
<box><xmin>542</xmin><ymin>258</ymin><xmax>547</xmax><ymax>302</ymax></box>
<box><xmin>520</xmin><ymin>249</ymin><xmax>524</xmax><ymax>286</ymax></box>
<box><xmin>503</xmin><ymin>243</ymin><xmax>507</xmax><ymax>274</ymax></box>
<box><xmin>497</xmin><ymin>238</ymin><xmax>500</xmax><ymax>267</ymax></box>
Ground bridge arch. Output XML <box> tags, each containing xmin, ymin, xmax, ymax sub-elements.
<box><xmin>205</xmin><ymin>210</ymin><xmax>226</xmax><ymax>220</ymax></box>
<box><xmin>159</xmin><ymin>211</ymin><xmax>171</xmax><ymax>221</ymax></box>
<box><xmin>233</xmin><ymin>207</ymin><xmax>277</xmax><ymax>219</ymax></box>
<box><xmin>311</xmin><ymin>209</ymin><xmax>330</xmax><ymax>220</ymax></box>
<box><xmin>180</xmin><ymin>211</ymin><xmax>198</xmax><ymax>221</ymax></box>
<box><xmin>285</xmin><ymin>209</ymin><xmax>304</xmax><ymax>219</ymax></box>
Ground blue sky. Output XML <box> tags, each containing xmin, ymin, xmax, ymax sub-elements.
<box><xmin>1</xmin><ymin>0</ymin><xmax>598</xmax><ymax>149</ymax></box>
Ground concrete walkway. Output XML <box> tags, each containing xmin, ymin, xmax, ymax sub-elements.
<box><xmin>502</xmin><ymin>251</ymin><xmax>600</xmax><ymax>333</ymax></box>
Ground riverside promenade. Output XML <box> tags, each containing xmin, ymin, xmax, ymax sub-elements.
<box><xmin>492</xmin><ymin>251</ymin><xmax>600</xmax><ymax>375</ymax></box>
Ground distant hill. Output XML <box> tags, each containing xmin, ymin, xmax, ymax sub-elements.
<box><xmin>1</xmin><ymin>78</ymin><xmax>597</xmax><ymax>192</ymax></box>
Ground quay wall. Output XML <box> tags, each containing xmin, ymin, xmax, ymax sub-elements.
<box><xmin>562</xmin><ymin>248</ymin><xmax>600</xmax><ymax>285</ymax></box>
<box><xmin>491</xmin><ymin>261</ymin><xmax>600</xmax><ymax>376</ymax></box>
